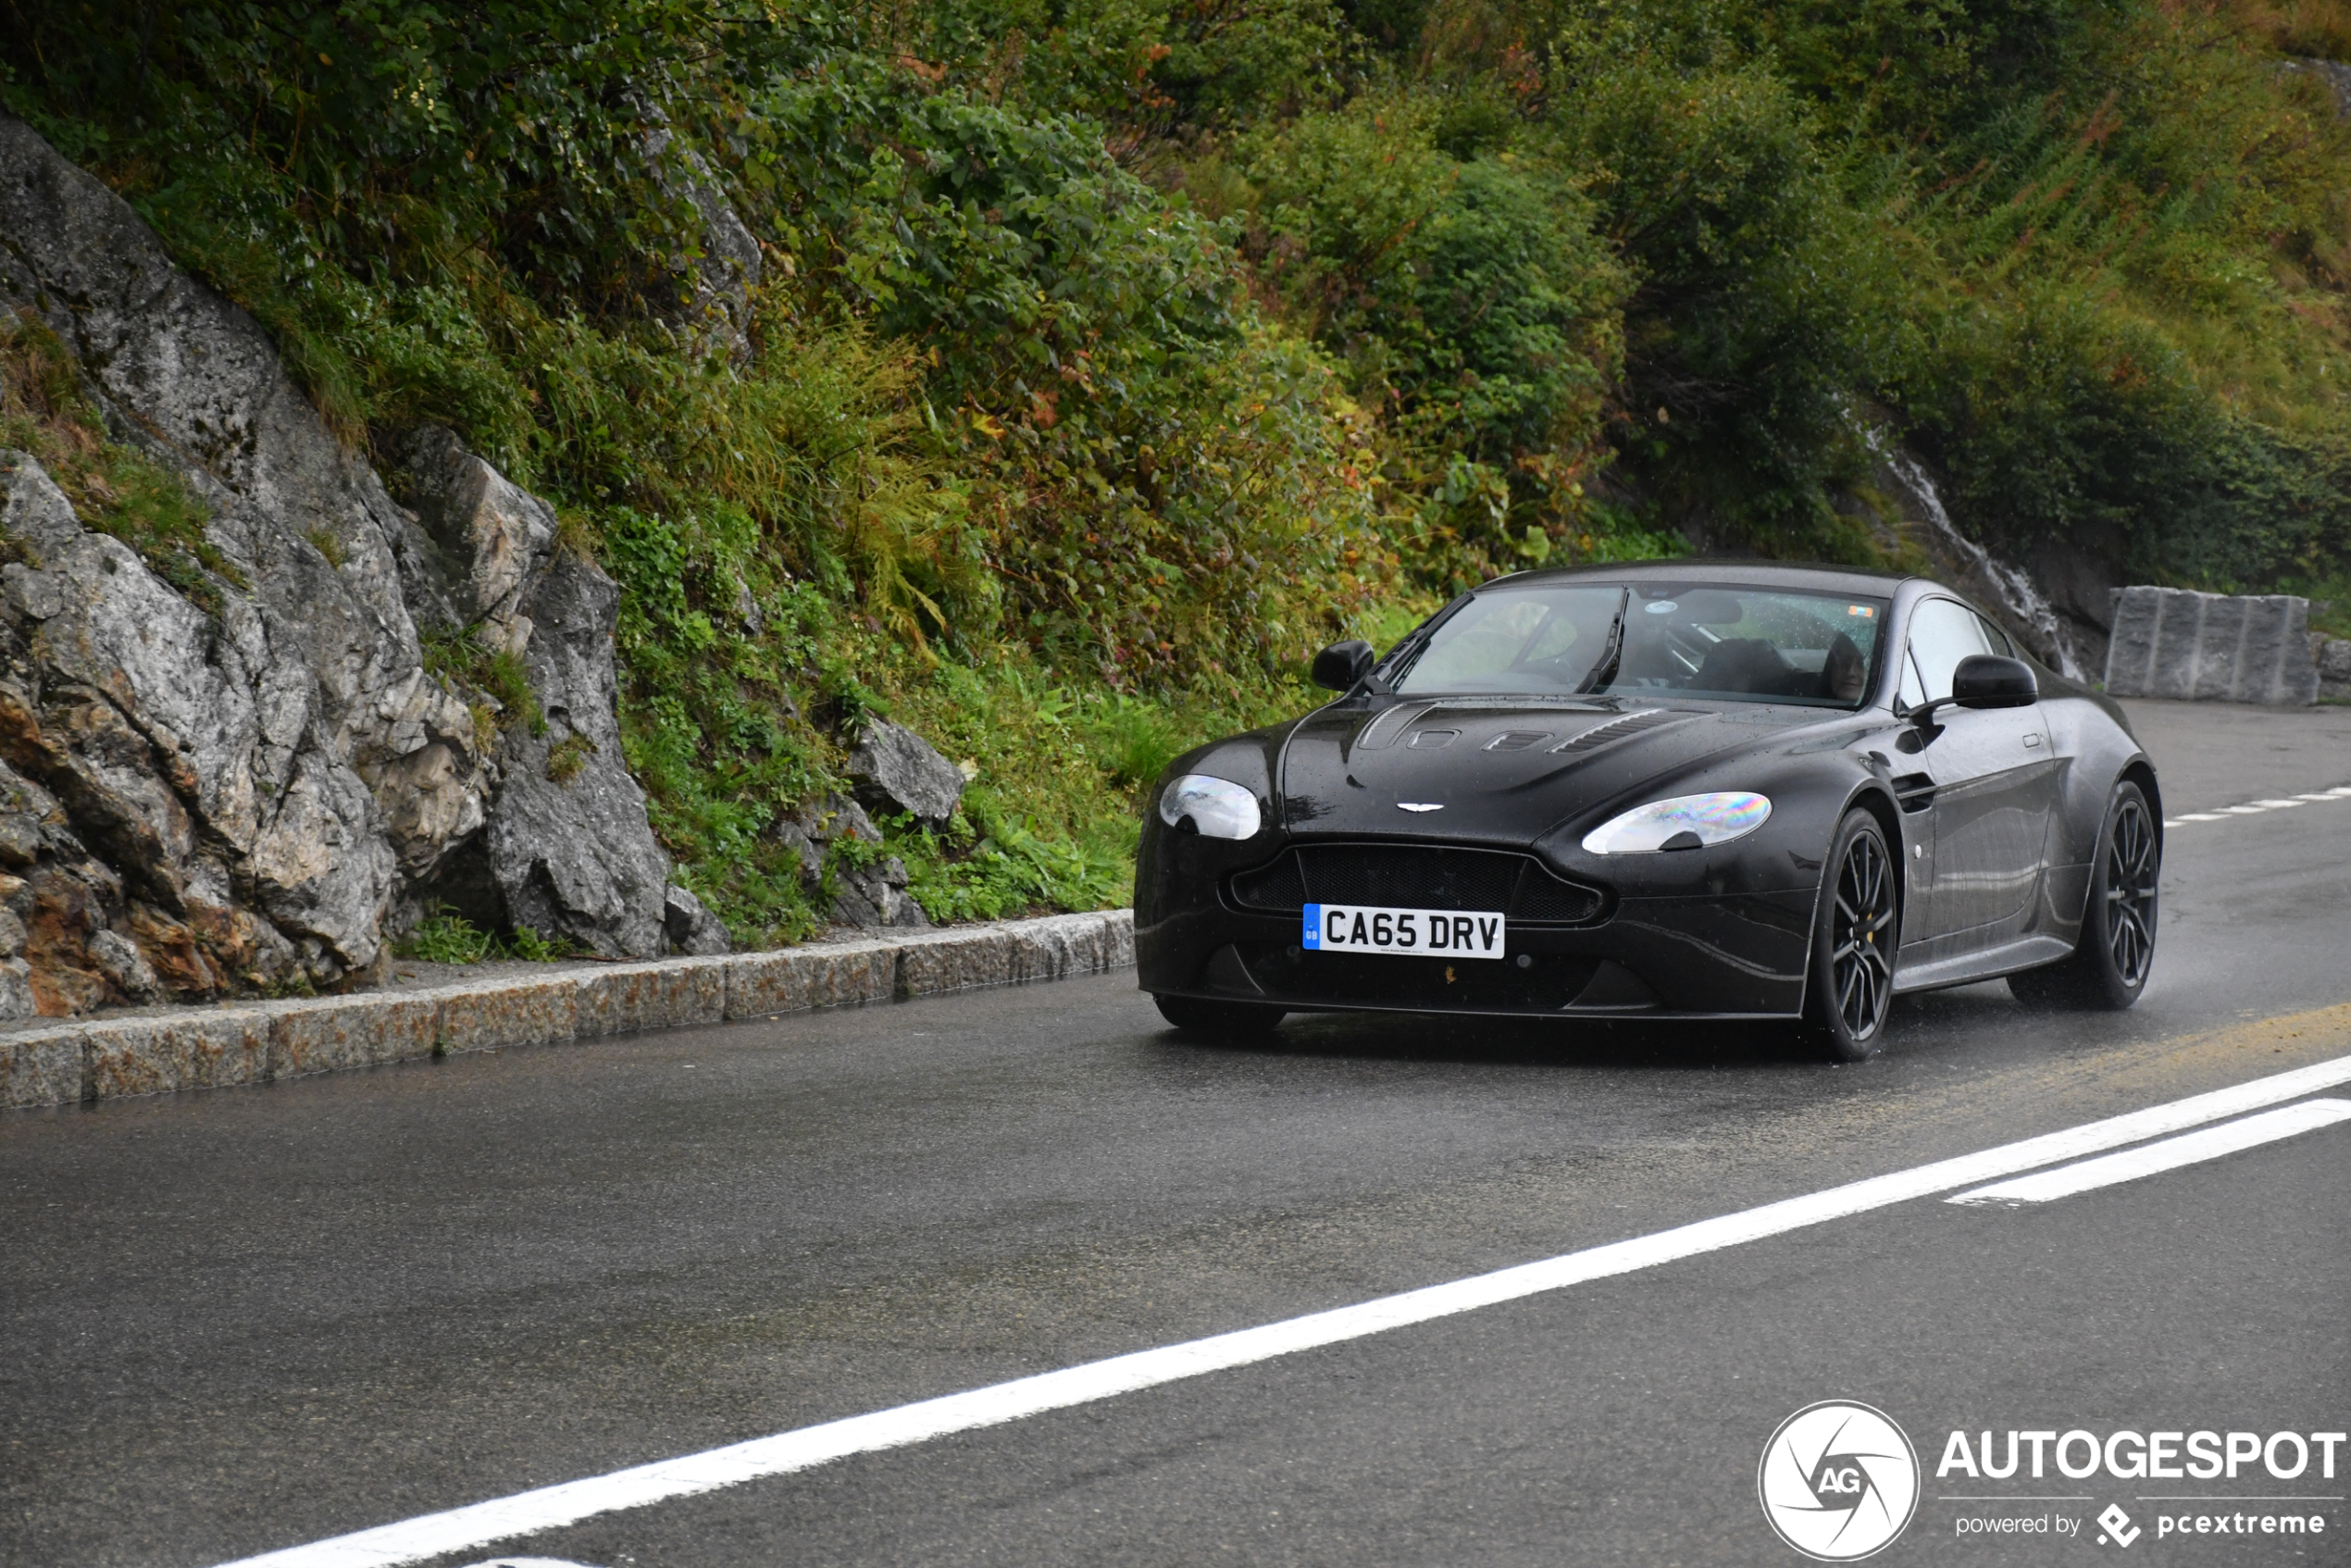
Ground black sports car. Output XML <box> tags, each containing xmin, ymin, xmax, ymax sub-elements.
<box><xmin>1137</xmin><ymin>561</ymin><xmax>2160</xmax><ymax>1059</ymax></box>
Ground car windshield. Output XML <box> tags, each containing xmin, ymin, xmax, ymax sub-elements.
<box><xmin>1390</xmin><ymin>582</ymin><xmax>1890</xmax><ymax>708</ymax></box>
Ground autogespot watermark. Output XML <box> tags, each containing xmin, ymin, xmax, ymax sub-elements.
<box><xmin>1759</xmin><ymin>1401</ymin><xmax>1923</xmax><ymax>1562</ymax></box>
<box><xmin>1762</xmin><ymin>1405</ymin><xmax>2345</xmax><ymax>1557</ymax></box>
<box><xmin>1938</xmin><ymin>1427</ymin><xmax>2344</xmax><ymax>1549</ymax></box>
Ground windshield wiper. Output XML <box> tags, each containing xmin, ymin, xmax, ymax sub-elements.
<box><xmin>1575</xmin><ymin>589</ymin><xmax>1629</xmax><ymax>695</ymax></box>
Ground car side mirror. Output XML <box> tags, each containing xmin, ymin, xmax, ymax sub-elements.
<box><xmin>1311</xmin><ymin>639</ymin><xmax>1376</xmax><ymax>691</ymax></box>
<box><xmin>1952</xmin><ymin>654</ymin><xmax>2037</xmax><ymax>709</ymax></box>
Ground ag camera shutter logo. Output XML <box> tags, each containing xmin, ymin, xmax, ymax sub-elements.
<box><xmin>1759</xmin><ymin>1400</ymin><xmax>1922</xmax><ymax>1561</ymax></box>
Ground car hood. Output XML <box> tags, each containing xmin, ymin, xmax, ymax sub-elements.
<box><xmin>1277</xmin><ymin>697</ymin><xmax>1810</xmax><ymax>845</ymax></box>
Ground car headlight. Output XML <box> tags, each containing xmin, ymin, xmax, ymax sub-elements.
<box><xmin>1581</xmin><ymin>791</ymin><xmax>1772</xmax><ymax>853</ymax></box>
<box><xmin>1158</xmin><ymin>774</ymin><xmax>1263</xmax><ymax>840</ymax></box>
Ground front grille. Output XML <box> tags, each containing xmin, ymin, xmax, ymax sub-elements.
<box><xmin>1229</xmin><ymin>843</ymin><xmax>1605</xmax><ymax>926</ymax></box>
<box><xmin>1219</xmin><ymin>943</ymin><xmax>1601</xmax><ymax>1013</ymax></box>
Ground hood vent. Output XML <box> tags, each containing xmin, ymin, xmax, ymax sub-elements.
<box><xmin>1549</xmin><ymin>709</ymin><xmax>1689</xmax><ymax>756</ymax></box>
<box><xmin>1355</xmin><ymin>703</ymin><xmax>1435</xmax><ymax>751</ymax></box>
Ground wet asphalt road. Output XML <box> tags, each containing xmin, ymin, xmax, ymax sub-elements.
<box><xmin>3</xmin><ymin>699</ymin><xmax>2348</xmax><ymax>1568</ymax></box>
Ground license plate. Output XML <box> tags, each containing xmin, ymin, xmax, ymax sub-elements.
<box><xmin>1302</xmin><ymin>903</ymin><xmax>1507</xmax><ymax>960</ymax></box>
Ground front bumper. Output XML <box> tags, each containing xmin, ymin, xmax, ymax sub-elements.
<box><xmin>1137</xmin><ymin>889</ymin><xmax>1815</xmax><ymax>1019</ymax></box>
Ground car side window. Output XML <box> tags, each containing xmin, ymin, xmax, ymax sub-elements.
<box><xmin>1906</xmin><ymin>599</ymin><xmax>1993</xmax><ymax>702</ymax></box>
<box><xmin>1897</xmin><ymin>647</ymin><xmax>1926</xmax><ymax>710</ymax></box>
<box><xmin>1972</xmin><ymin>612</ymin><xmax>2014</xmax><ymax>658</ymax></box>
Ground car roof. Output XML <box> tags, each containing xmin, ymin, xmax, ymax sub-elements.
<box><xmin>1487</xmin><ymin>557</ymin><xmax>1920</xmax><ymax>598</ymax></box>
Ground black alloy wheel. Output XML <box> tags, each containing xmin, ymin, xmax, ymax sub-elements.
<box><xmin>2011</xmin><ymin>779</ymin><xmax>2158</xmax><ymax>1010</ymax></box>
<box><xmin>1805</xmin><ymin>809</ymin><xmax>1898</xmax><ymax>1062</ymax></box>
<box><xmin>2101</xmin><ymin>790</ymin><xmax>2158</xmax><ymax>988</ymax></box>
<box><xmin>1153</xmin><ymin>994</ymin><xmax>1287</xmax><ymax>1036</ymax></box>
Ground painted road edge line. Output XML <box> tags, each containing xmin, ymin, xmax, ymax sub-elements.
<box><xmin>208</xmin><ymin>1052</ymin><xmax>2351</xmax><ymax>1568</ymax></box>
<box><xmin>2164</xmin><ymin>783</ymin><xmax>2351</xmax><ymax>828</ymax></box>
<box><xmin>1946</xmin><ymin>1097</ymin><xmax>2351</xmax><ymax>1207</ymax></box>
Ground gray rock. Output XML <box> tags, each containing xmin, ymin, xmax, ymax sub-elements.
<box><xmin>2103</xmin><ymin>587</ymin><xmax>2320</xmax><ymax>705</ymax></box>
<box><xmin>0</xmin><ymin>956</ymin><xmax>33</xmax><ymax>1020</ymax></box>
<box><xmin>0</xmin><ymin>114</ymin><xmax>492</xmax><ymax>890</ymax></box>
<box><xmin>795</xmin><ymin>793</ymin><xmax>881</xmax><ymax>846</ymax></box>
<box><xmin>86</xmin><ymin>928</ymin><xmax>160</xmax><ymax>1002</ymax></box>
<box><xmin>643</xmin><ymin>124</ymin><xmax>763</xmax><ymax>365</ymax></box>
<box><xmin>2316</xmin><ymin>637</ymin><xmax>2351</xmax><ymax>701</ymax></box>
<box><xmin>484</xmin><ymin>555</ymin><xmax>673</xmax><ymax>957</ymax></box>
<box><xmin>770</xmin><ymin>819</ymin><xmax>824</xmax><ymax>882</ymax></box>
<box><xmin>2</xmin><ymin>454</ymin><xmax>395</xmax><ymax>978</ymax></box>
<box><xmin>663</xmin><ymin>884</ymin><xmax>731</xmax><ymax>955</ymax></box>
<box><xmin>0</xmin><ymin>115</ymin><xmax>683</xmax><ymax>1004</ymax></box>
<box><xmin>385</xmin><ymin>424</ymin><xmax>558</xmax><ymax>651</ymax></box>
<box><xmin>846</xmin><ymin>719</ymin><xmax>966</xmax><ymax>829</ymax></box>
<box><xmin>830</xmin><ymin>863</ymin><xmax>930</xmax><ymax>930</ymax></box>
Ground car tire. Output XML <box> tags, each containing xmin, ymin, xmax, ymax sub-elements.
<box><xmin>2009</xmin><ymin>778</ymin><xmax>2158</xmax><ymax>1011</ymax></box>
<box><xmin>1801</xmin><ymin>808</ymin><xmax>1898</xmax><ymax>1063</ymax></box>
<box><xmin>1153</xmin><ymin>994</ymin><xmax>1287</xmax><ymax>1036</ymax></box>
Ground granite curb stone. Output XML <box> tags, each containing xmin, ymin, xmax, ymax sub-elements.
<box><xmin>439</xmin><ymin>974</ymin><xmax>579</xmax><ymax>1054</ymax></box>
<box><xmin>271</xmin><ymin>993</ymin><xmax>443</xmax><ymax>1078</ymax></box>
<box><xmin>1</xmin><ymin>1024</ymin><xmax>88</xmax><ymax>1108</ymax></box>
<box><xmin>0</xmin><ymin>910</ymin><xmax>1134</xmax><ymax>1110</ymax></box>
<box><xmin>576</xmin><ymin>957</ymin><xmax>729</xmax><ymax>1038</ymax></box>
<box><xmin>85</xmin><ymin>1011</ymin><xmax>274</xmax><ymax>1098</ymax></box>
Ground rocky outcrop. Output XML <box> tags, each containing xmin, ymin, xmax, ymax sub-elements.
<box><xmin>2</xmin><ymin>451</ymin><xmax>363</xmax><ymax>1006</ymax></box>
<box><xmin>847</xmin><ymin>718</ymin><xmax>966</xmax><ymax>828</ymax></box>
<box><xmin>767</xmin><ymin>792</ymin><xmax>928</xmax><ymax>929</ymax></box>
<box><xmin>643</xmin><ymin>122</ymin><xmax>763</xmax><ymax>365</ymax></box>
<box><xmin>484</xmin><ymin>550</ymin><xmax>676</xmax><ymax>956</ymax></box>
<box><xmin>0</xmin><ymin>113</ymin><xmax>719</xmax><ymax>1014</ymax></box>
<box><xmin>2316</xmin><ymin>635</ymin><xmax>2351</xmax><ymax>703</ymax></box>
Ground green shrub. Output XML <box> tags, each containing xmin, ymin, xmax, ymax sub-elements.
<box><xmin>397</xmin><ymin>911</ymin><xmax>498</xmax><ymax>966</ymax></box>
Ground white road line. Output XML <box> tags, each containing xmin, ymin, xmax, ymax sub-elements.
<box><xmin>2163</xmin><ymin>783</ymin><xmax>2351</xmax><ymax>829</ymax></box>
<box><xmin>209</xmin><ymin>1054</ymin><xmax>2351</xmax><ymax>1568</ymax></box>
<box><xmin>1946</xmin><ymin>1098</ymin><xmax>2351</xmax><ymax>1207</ymax></box>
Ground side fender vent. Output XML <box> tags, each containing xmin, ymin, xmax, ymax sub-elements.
<box><xmin>1892</xmin><ymin>773</ymin><xmax>1936</xmax><ymax>813</ymax></box>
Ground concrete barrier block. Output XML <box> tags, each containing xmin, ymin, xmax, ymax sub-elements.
<box><xmin>0</xmin><ymin>1025</ymin><xmax>86</xmax><ymax>1107</ymax></box>
<box><xmin>576</xmin><ymin>958</ymin><xmax>728</xmax><ymax>1038</ymax></box>
<box><xmin>270</xmin><ymin>992</ymin><xmax>443</xmax><ymax>1077</ymax></box>
<box><xmin>84</xmin><ymin>1010</ymin><xmax>272</xmax><ymax>1099</ymax></box>
<box><xmin>439</xmin><ymin>975</ymin><xmax>578</xmax><ymax>1054</ymax></box>
<box><xmin>725</xmin><ymin>941</ymin><xmax>895</xmax><ymax>1018</ymax></box>
<box><xmin>2105</xmin><ymin>587</ymin><xmax>2319</xmax><ymax>704</ymax></box>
